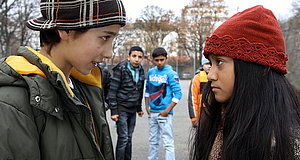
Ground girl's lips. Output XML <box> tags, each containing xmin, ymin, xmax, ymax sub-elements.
<box><xmin>211</xmin><ymin>86</ymin><xmax>221</xmax><ymax>92</ymax></box>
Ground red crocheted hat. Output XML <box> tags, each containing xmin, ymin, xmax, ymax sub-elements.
<box><xmin>204</xmin><ymin>5</ymin><xmax>288</xmax><ymax>74</ymax></box>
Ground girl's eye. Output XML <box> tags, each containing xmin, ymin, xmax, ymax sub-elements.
<box><xmin>101</xmin><ymin>36</ymin><xmax>111</xmax><ymax>41</ymax></box>
<box><xmin>217</xmin><ymin>59</ymin><xmax>224</xmax><ymax>66</ymax></box>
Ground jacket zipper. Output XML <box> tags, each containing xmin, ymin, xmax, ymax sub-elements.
<box><xmin>80</xmin><ymin>105</ymin><xmax>100</xmax><ymax>158</ymax></box>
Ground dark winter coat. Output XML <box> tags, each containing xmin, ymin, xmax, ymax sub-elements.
<box><xmin>108</xmin><ymin>60</ymin><xmax>145</xmax><ymax>115</ymax></box>
<box><xmin>0</xmin><ymin>46</ymin><xmax>114</xmax><ymax>159</ymax></box>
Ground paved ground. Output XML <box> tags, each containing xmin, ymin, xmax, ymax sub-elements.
<box><xmin>107</xmin><ymin>80</ymin><xmax>194</xmax><ymax>160</ymax></box>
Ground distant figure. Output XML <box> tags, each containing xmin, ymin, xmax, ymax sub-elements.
<box><xmin>190</xmin><ymin>5</ymin><xmax>300</xmax><ymax>160</ymax></box>
<box><xmin>188</xmin><ymin>56</ymin><xmax>211</xmax><ymax>127</ymax></box>
<box><xmin>108</xmin><ymin>46</ymin><xmax>145</xmax><ymax>160</ymax></box>
<box><xmin>145</xmin><ymin>47</ymin><xmax>182</xmax><ymax>160</ymax></box>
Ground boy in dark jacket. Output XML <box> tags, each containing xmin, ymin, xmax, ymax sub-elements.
<box><xmin>108</xmin><ymin>46</ymin><xmax>145</xmax><ymax>160</ymax></box>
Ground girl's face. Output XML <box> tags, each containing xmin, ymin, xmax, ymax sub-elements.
<box><xmin>59</xmin><ymin>24</ymin><xmax>120</xmax><ymax>75</ymax></box>
<box><xmin>207</xmin><ymin>55</ymin><xmax>235</xmax><ymax>103</ymax></box>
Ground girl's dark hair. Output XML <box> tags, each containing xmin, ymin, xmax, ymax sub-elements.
<box><xmin>190</xmin><ymin>59</ymin><xmax>300</xmax><ymax>160</ymax></box>
<box><xmin>40</xmin><ymin>29</ymin><xmax>87</xmax><ymax>54</ymax></box>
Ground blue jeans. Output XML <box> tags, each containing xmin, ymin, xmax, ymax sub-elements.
<box><xmin>148</xmin><ymin>113</ymin><xmax>175</xmax><ymax>160</ymax></box>
<box><xmin>116</xmin><ymin>111</ymin><xmax>137</xmax><ymax>160</ymax></box>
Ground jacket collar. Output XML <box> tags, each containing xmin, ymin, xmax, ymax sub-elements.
<box><xmin>6</xmin><ymin>46</ymin><xmax>74</xmax><ymax>97</ymax></box>
<box><xmin>125</xmin><ymin>59</ymin><xmax>142</xmax><ymax>71</ymax></box>
<box><xmin>4</xmin><ymin>46</ymin><xmax>102</xmax><ymax>119</ymax></box>
<box><xmin>6</xmin><ymin>46</ymin><xmax>103</xmax><ymax>97</ymax></box>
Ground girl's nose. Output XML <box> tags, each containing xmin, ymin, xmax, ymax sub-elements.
<box><xmin>207</xmin><ymin>67</ymin><xmax>217</xmax><ymax>81</ymax></box>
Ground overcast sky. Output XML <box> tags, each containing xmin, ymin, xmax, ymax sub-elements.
<box><xmin>122</xmin><ymin>0</ymin><xmax>295</xmax><ymax>20</ymax></box>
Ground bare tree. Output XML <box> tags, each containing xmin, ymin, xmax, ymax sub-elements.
<box><xmin>0</xmin><ymin>0</ymin><xmax>39</xmax><ymax>57</ymax></box>
<box><xmin>110</xmin><ymin>27</ymin><xmax>128</xmax><ymax>65</ymax></box>
<box><xmin>176</xmin><ymin>0</ymin><xmax>228</xmax><ymax>71</ymax></box>
<box><xmin>136</xmin><ymin>5</ymin><xmax>176</xmax><ymax>55</ymax></box>
<box><xmin>14</xmin><ymin>0</ymin><xmax>39</xmax><ymax>46</ymax></box>
<box><xmin>281</xmin><ymin>0</ymin><xmax>300</xmax><ymax>89</ymax></box>
<box><xmin>0</xmin><ymin>0</ymin><xmax>18</xmax><ymax>57</ymax></box>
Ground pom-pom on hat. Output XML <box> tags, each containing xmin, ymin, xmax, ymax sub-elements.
<box><xmin>204</xmin><ymin>5</ymin><xmax>288</xmax><ymax>74</ymax></box>
<box><xmin>26</xmin><ymin>0</ymin><xmax>126</xmax><ymax>31</ymax></box>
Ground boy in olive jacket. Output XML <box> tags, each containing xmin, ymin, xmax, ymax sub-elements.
<box><xmin>0</xmin><ymin>0</ymin><xmax>126</xmax><ymax>159</ymax></box>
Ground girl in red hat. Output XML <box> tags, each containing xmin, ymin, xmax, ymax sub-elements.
<box><xmin>190</xmin><ymin>5</ymin><xmax>300</xmax><ymax>160</ymax></box>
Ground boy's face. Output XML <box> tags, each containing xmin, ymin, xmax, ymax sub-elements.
<box><xmin>60</xmin><ymin>24</ymin><xmax>120</xmax><ymax>75</ymax></box>
<box><xmin>127</xmin><ymin>51</ymin><xmax>144</xmax><ymax>67</ymax></box>
<box><xmin>153</xmin><ymin>55</ymin><xmax>167</xmax><ymax>70</ymax></box>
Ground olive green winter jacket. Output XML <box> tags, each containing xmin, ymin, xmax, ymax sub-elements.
<box><xmin>0</xmin><ymin>46</ymin><xmax>114</xmax><ymax>160</ymax></box>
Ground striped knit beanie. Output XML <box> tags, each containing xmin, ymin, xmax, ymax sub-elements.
<box><xmin>26</xmin><ymin>0</ymin><xmax>126</xmax><ymax>31</ymax></box>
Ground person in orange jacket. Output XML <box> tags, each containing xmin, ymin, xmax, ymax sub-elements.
<box><xmin>188</xmin><ymin>56</ymin><xmax>211</xmax><ymax>127</ymax></box>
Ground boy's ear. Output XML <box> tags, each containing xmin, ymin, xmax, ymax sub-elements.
<box><xmin>57</xmin><ymin>30</ymin><xmax>70</xmax><ymax>40</ymax></box>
